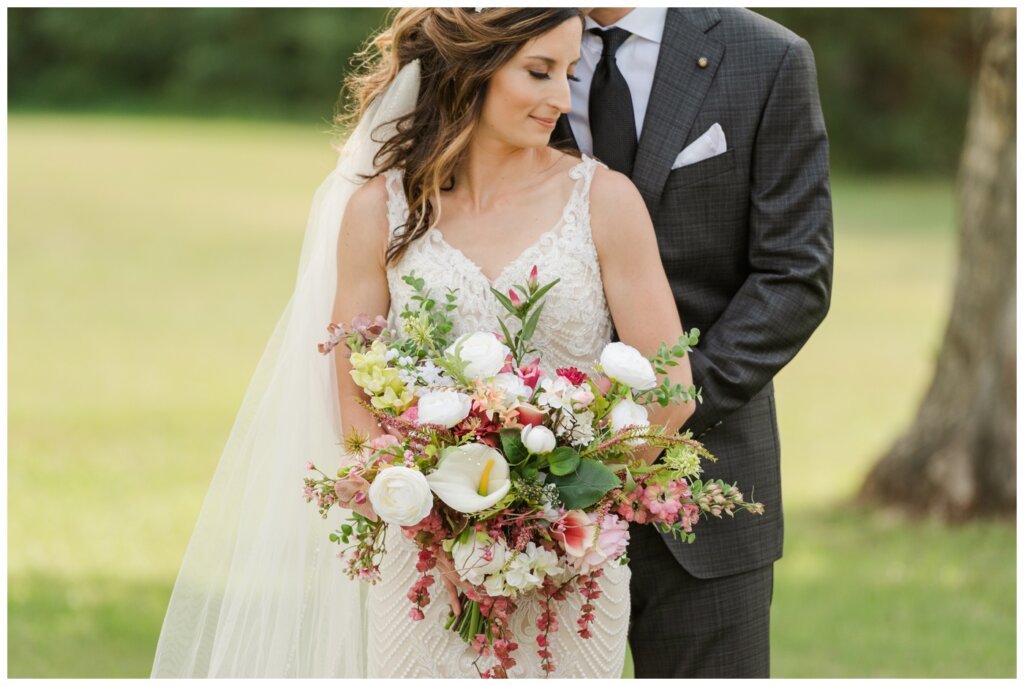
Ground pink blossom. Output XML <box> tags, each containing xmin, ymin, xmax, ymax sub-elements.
<box><xmin>570</xmin><ymin>389</ymin><xmax>595</xmax><ymax>409</ymax></box>
<box><xmin>368</xmin><ymin>434</ymin><xmax>400</xmax><ymax>452</ymax></box>
<box><xmin>556</xmin><ymin>366</ymin><xmax>589</xmax><ymax>386</ymax></box>
<box><xmin>334</xmin><ymin>471</ymin><xmax>378</xmax><ymax>521</ymax></box>
<box><xmin>640</xmin><ymin>483</ymin><xmax>684</xmax><ymax>524</ymax></box>
<box><xmin>552</xmin><ymin>510</ymin><xmax>596</xmax><ymax>558</ymax></box>
<box><xmin>399</xmin><ymin>405</ymin><xmax>419</xmax><ymax>423</ymax></box>
<box><xmin>528</xmin><ymin>265</ymin><xmax>539</xmax><ymax>288</ymax></box>
<box><xmin>592</xmin><ymin>375</ymin><xmax>613</xmax><ymax>395</ymax></box>
<box><xmin>580</xmin><ymin>514</ymin><xmax>629</xmax><ymax>567</ymax></box>
<box><xmin>517</xmin><ymin>357</ymin><xmax>543</xmax><ymax>390</ymax></box>
<box><xmin>514</xmin><ymin>403</ymin><xmax>546</xmax><ymax>427</ymax></box>
<box><xmin>509</xmin><ymin>289</ymin><xmax>523</xmax><ymax>307</ymax></box>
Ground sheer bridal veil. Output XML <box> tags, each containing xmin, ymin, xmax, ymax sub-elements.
<box><xmin>151</xmin><ymin>60</ymin><xmax>421</xmax><ymax>678</ymax></box>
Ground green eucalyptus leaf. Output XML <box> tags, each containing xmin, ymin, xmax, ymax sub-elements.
<box><xmin>547</xmin><ymin>459</ymin><xmax>620</xmax><ymax>510</ymax></box>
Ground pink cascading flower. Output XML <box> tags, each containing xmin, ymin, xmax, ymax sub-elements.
<box><xmin>334</xmin><ymin>471</ymin><xmax>378</xmax><ymax>521</ymax></box>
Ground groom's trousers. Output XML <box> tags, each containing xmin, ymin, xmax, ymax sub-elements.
<box><xmin>627</xmin><ymin>522</ymin><xmax>774</xmax><ymax>678</ymax></box>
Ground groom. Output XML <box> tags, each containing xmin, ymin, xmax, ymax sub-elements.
<box><xmin>554</xmin><ymin>7</ymin><xmax>833</xmax><ymax>678</ymax></box>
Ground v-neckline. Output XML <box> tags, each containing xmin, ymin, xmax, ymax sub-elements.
<box><xmin>427</xmin><ymin>157</ymin><xmax>589</xmax><ymax>286</ymax></box>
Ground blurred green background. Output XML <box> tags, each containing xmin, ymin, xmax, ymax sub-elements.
<box><xmin>7</xmin><ymin>8</ymin><xmax>1015</xmax><ymax>678</ymax></box>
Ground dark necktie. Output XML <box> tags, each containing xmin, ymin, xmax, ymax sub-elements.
<box><xmin>588</xmin><ymin>27</ymin><xmax>637</xmax><ymax>177</ymax></box>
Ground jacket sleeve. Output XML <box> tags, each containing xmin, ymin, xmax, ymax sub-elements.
<box><xmin>685</xmin><ymin>36</ymin><xmax>834</xmax><ymax>439</ymax></box>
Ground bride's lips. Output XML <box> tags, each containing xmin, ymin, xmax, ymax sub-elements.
<box><xmin>530</xmin><ymin>115</ymin><xmax>557</xmax><ymax>129</ymax></box>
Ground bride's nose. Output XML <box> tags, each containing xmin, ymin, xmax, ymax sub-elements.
<box><xmin>549</xmin><ymin>78</ymin><xmax>572</xmax><ymax>115</ymax></box>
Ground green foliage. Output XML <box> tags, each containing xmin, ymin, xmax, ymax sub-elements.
<box><xmin>546</xmin><ymin>459</ymin><xmax>620</xmax><ymax>510</ymax></box>
<box><xmin>7</xmin><ymin>8</ymin><xmax>985</xmax><ymax>174</ymax></box>
<box><xmin>8</xmin><ymin>8</ymin><xmax>391</xmax><ymax>122</ymax></box>
<box><xmin>544</xmin><ymin>446</ymin><xmax>581</xmax><ymax>477</ymax></box>
<box><xmin>755</xmin><ymin>8</ymin><xmax>982</xmax><ymax>175</ymax></box>
<box><xmin>499</xmin><ymin>428</ymin><xmax>529</xmax><ymax>466</ymax></box>
<box><xmin>490</xmin><ymin>275</ymin><xmax>559</xmax><ymax>366</ymax></box>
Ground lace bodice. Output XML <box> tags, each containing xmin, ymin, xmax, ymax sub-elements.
<box><xmin>368</xmin><ymin>155</ymin><xmax>628</xmax><ymax>678</ymax></box>
<box><xmin>383</xmin><ymin>155</ymin><xmax>614</xmax><ymax>376</ymax></box>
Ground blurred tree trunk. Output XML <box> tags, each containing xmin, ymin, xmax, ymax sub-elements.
<box><xmin>858</xmin><ymin>7</ymin><xmax>1016</xmax><ymax>520</ymax></box>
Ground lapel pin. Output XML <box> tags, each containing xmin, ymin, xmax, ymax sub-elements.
<box><xmin>697</xmin><ymin>56</ymin><xmax>709</xmax><ymax>69</ymax></box>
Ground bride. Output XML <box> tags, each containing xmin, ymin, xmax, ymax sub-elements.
<box><xmin>152</xmin><ymin>8</ymin><xmax>693</xmax><ymax>678</ymax></box>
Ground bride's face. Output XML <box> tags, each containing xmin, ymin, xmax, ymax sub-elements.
<box><xmin>477</xmin><ymin>18</ymin><xmax>582</xmax><ymax>149</ymax></box>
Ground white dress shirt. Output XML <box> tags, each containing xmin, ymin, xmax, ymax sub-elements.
<box><xmin>568</xmin><ymin>7</ymin><xmax>667</xmax><ymax>156</ymax></box>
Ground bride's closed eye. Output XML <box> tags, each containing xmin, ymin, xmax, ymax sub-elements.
<box><xmin>529</xmin><ymin>70</ymin><xmax>581</xmax><ymax>83</ymax></box>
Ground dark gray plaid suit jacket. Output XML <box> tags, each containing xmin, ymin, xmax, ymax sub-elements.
<box><xmin>556</xmin><ymin>8</ymin><xmax>833</xmax><ymax>579</ymax></box>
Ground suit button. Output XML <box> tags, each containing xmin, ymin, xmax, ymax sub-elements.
<box><xmin>697</xmin><ymin>56</ymin><xmax>709</xmax><ymax>69</ymax></box>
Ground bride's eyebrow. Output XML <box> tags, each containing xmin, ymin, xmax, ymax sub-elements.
<box><xmin>525</xmin><ymin>55</ymin><xmax>582</xmax><ymax>67</ymax></box>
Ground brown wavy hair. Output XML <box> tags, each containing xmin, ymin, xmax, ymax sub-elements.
<box><xmin>337</xmin><ymin>8</ymin><xmax>584</xmax><ymax>266</ymax></box>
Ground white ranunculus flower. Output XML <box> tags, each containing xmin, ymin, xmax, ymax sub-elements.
<box><xmin>446</xmin><ymin>332</ymin><xmax>511</xmax><ymax>380</ymax></box>
<box><xmin>609</xmin><ymin>397</ymin><xmax>650</xmax><ymax>446</ymax></box>
<box><xmin>367</xmin><ymin>466</ymin><xmax>434</xmax><ymax>526</ymax></box>
<box><xmin>451</xmin><ymin>536</ymin><xmax>507</xmax><ymax>586</ymax></box>
<box><xmin>599</xmin><ymin>342</ymin><xmax>657</xmax><ymax>390</ymax></box>
<box><xmin>521</xmin><ymin>424</ymin><xmax>557</xmax><ymax>455</ymax></box>
<box><xmin>426</xmin><ymin>443</ymin><xmax>511</xmax><ymax>513</ymax></box>
<box><xmin>491</xmin><ymin>372</ymin><xmax>532</xmax><ymax>403</ymax></box>
<box><xmin>416</xmin><ymin>389</ymin><xmax>472</xmax><ymax>428</ymax></box>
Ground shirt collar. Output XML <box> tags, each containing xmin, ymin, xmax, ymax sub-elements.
<box><xmin>583</xmin><ymin>7</ymin><xmax>667</xmax><ymax>45</ymax></box>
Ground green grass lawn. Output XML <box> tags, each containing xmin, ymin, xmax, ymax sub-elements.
<box><xmin>7</xmin><ymin>113</ymin><xmax>1015</xmax><ymax>678</ymax></box>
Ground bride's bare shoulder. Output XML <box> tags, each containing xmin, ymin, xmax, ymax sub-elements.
<box><xmin>343</xmin><ymin>174</ymin><xmax>391</xmax><ymax>230</ymax></box>
<box><xmin>587</xmin><ymin>164</ymin><xmax>651</xmax><ymax>242</ymax></box>
<box><xmin>339</xmin><ymin>173</ymin><xmax>391</xmax><ymax>261</ymax></box>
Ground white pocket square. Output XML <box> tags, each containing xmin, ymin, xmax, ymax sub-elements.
<box><xmin>671</xmin><ymin>123</ymin><xmax>727</xmax><ymax>169</ymax></box>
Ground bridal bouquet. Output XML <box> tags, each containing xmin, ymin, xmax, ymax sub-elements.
<box><xmin>305</xmin><ymin>267</ymin><xmax>764</xmax><ymax>677</ymax></box>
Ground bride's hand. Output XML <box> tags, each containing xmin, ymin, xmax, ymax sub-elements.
<box><xmin>433</xmin><ymin>551</ymin><xmax>473</xmax><ymax>616</ymax></box>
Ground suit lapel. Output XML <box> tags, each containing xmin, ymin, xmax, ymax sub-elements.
<box><xmin>632</xmin><ymin>8</ymin><xmax>724</xmax><ymax>207</ymax></box>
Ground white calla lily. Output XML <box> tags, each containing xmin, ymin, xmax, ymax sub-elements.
<box><xmin>426</xmin><ymin>443</ymin><xmax>511</xmax><ymax>513</ymax></box>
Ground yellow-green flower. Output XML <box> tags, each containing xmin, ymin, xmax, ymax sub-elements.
<box><xmin>349</xmin><ymin>340</ymin><xmax>414</xmax><ymax>412</ymax></box>
<box><xmin>663</xmin><ymin>443</ymin><xmax>702</xmax><ymax>478</ymax></box>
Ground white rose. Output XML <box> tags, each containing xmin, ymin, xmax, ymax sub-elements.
<box><xmin>599</xmin><ymin>342</ymin><xmax>657</xmax><ymax>390</ymax></box>
<box><xmin>446</xmin><ymin>332</ymin><xmax>511</xmax><ymax>379</ymax></box>
<box><xmin>521</xmin><ymin>424</ymin><xmax>557</xmax><ymax>455</ymax></box>
<box><xmin>609</xmin><ymin>397</ymin><xmax>650</xmax><ymax>446</ymax></box>
<box><xmin>416</xmin><ymin>390</ymin><xmax>472</xmax><ymax>428</ymax></box>
<box><xmin>367</xmin><ymin>466</ymin><xmax>434</xmax><ymax>526</ymax></box>
<box><xmin>451</xmin><ymin>536</ymin><xmax>507</xmax><ymax>586</ymax></box>
<box><xmin>491</xmin><ymin>373</ymin><xmax>532</xmax><ymax>402</ymax></box>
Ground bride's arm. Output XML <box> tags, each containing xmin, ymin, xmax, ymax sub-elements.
<box><xmin>332</xmin><ymin>175</ymin><xmax>393</xmax><ymax>441</ymax></box>
<box><xmin>589</xmin><ymin>167</ymin><xmax>695</xmax><ymax>465</ymax></box>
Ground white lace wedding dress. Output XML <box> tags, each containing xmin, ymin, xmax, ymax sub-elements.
<box><xmin>366</xmin><ymin>154</ymin><xmax>629</xmax><ymax>678</ymax></box>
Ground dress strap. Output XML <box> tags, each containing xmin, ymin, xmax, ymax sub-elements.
<box><xmin>573</xmin><ymin>156</ymin><xmax>602</xmax><ymax>205</ymax></box>
<box><xmin>381</xmin><ymin>168</ymin><xmax>409</xmax><ymax>237</ymax></box>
